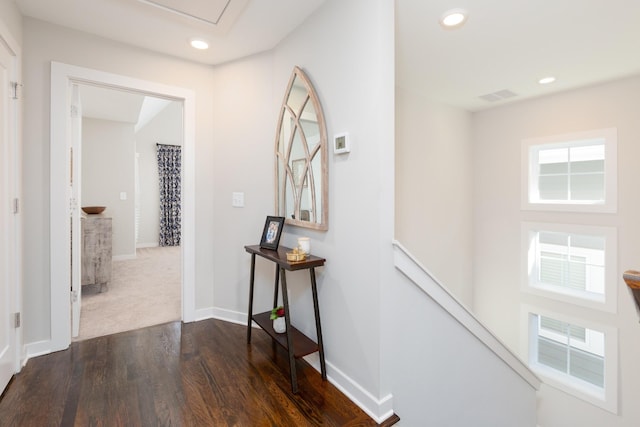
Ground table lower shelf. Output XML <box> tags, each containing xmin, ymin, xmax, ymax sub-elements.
<box><xmin>252</xmin><ymin>311</ymin><xmax>319</xmax><ymax>358</ymax></box>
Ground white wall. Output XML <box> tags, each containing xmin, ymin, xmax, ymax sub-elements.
<box><xmin>385</xmin><ymin>246</ymin><xmax>538</xmax><ymax>426</ymax></box>
<box><xmin>277</xmin><ymin>0</ymin><xmax>396</xmax><ymax>413</ymax></box>
<box><xmin>209</xmin><ymin>51</ymin><xmax>275</xmax><ymax>323</ymax></box>
<box><xmin>82</xmin><ymin>118</ymin><xmax>136</xmax><ymax>257</ymax></box>
<box><xmin>473</xmin><ymin>75</ymin><xmax>640</xmax><ymax>427</ymax></box>
<box><xmin>0</xmin><ymin>0</ymin><xmax>22</xmax><ymax>46</ymax></box>
<box><xmin>14</xmin><ymin>1</ymin><xmax>548</xmax><ymax>422</ymax></box>
<box><xmin>395</xmin><ymin>88</ymin><xmax>474</xmax><ymax>306</ymax></box>
<box><xmin>209</xmin><ymin>0</ymin><xmax>396</xmax><ymax>418</ymax></box>
<box><xmin>21</xmin><ymin>18</ymin><xmax>215</xmax><ymax>344</ymax></box>
<box><xmin>135</xmin><ymin>101</ymin><xmax>182</xmax><ymax>247</ymax></box>
<box><xmin>21</xmin><ymin>2</ymin><xmax>397</xmax><ymax>418</ymax></box>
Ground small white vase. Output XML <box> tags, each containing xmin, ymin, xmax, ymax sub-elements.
<box><xmin>273</xmin><ymin>316</ymin><xmax>286</xmax><ymax>333</ymax></box>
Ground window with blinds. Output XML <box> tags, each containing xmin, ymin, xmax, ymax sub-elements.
<box><xmin>521</xmin><ymin>128</ymin><xmax>617</xmax><ymax>213</ymax></box>
<box><xmin>536</xmin><ymin>144</ymin><xmax>605</xmax><ymax>203</ymax></box>
<box><xmin>536</xmin><ymin>315</ymin><xmax>604</xmax><ymax>388</ymax></box>
<box><xmin>522</xmin><ymin>222</ymin><xmax>616</xmax><ymax>312</ymax></box>
<box><xmin>521</xmin><ymin>129</ymin><xmax>619</xmax><ymax>413</ymax></box>
<box><xmin>541</xmin><ymin>317</ymin><xmax>586</xmax><ymax>341</ymax></box>
<box><xmin>535</xmin><ymin>231</ymin><xmax>605</xmax><ymax>297</ymax></box>
<box><xmin>527</xmin><ymin>311</ymin><xmax>617</xmax><ymax>413</ymax></box>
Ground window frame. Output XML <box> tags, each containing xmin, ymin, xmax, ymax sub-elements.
<box><xmin>521</xmin><ymin>222</ymin><xmax>618</xmax><ymax>313</ymax></box>
<box><xmin>521</xmin><ymin>128</ymin><xmax>617</xmax><ymax>213</ymax></box>
<box><xmin>523</xmin><ymin>307</ymin><xmax>618</xmax><ymax>414</ymax></box>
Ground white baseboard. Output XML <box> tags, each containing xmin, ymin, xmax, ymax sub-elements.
<box><xmin>112</xmin><ymin>253</ymin><xmax>136</xmax><ymax>261</ymax></box>
<box><xmin>210</xmin><ymin>307</ymin><xmax>254</xmax><ymax>327</ymax></box>
<box><xmin>194</xmin><ymin>307</ymin><xmax>215</xmax><ymax>322</ymax></box>
<box><xmin>209</xmin><ymin>306</ymin><xmax>394</xmax><ymax>423</ymax></box>
<box><xmin>195</xmin><ymin>306</ymin><xmax>252</xmax><ymax>327</ymax></box>
<box><xmin>304</xmin><ymin>353</ymin><xmax>394</xmax><ymax>423</ymax></box>
<box><xmin>136</xmin><ymin>242</ymin><xmax>159</xmax><ymax>248</ymax></box>
<box><xmin>23</xmin><ymin>339</ymin><xmax>54</xmax><ymax>366</ymax></box>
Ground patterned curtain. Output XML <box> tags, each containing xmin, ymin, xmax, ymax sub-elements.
<box><xmin>157</xmin><ymin>144</ymin><xmax>181</xmax><ymax>246</ymax></box>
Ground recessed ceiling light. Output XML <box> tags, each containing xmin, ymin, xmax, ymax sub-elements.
<box><xmin>539</xmin><ymin>76</ymin><xmax>556</xmax><ymax>85</ymax></box>
<box><xmin>440</xmin><ymin>9</ymin><xmax>468</xmax><ymax>28</ymax></box>
<box><xmin>190</xmin><ymin>38</ymin><xmax>209</xmax><ymax>50</ymax></box>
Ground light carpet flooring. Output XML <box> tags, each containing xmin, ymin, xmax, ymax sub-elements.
<box><xmin>74</xmin><ymin>246</ymin><xmax>181</xmax><ymax>341</ymax></box>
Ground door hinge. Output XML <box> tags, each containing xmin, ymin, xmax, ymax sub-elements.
<box><xmin>71</xmin><ymin>289</ymin><xmax>78</xmax><ymax>303</ymax></box>
<box><xmin>14</xmin><ymin>312</ymin><xmax>20</xmax><ymax>328</ymax></box>
<box><xmin>10</xmin><ymin>81</ymin><xmax>22</xmax><ymax>100</ymax></box>
<box><xmin>13</xmin><ymin>198</ymin><xmax>19</xmax><ymax>214</ymax></box>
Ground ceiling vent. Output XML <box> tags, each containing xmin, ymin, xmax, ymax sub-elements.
<box><xmin>479</xmin><ymin>89</ymin><xmax>518</xmax><ymax>102</ymax></box>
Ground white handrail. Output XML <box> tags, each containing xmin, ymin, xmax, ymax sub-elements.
<box><xmin>392</xmin><ymin>240</ymin><xmax>541</xmax><ymax>389</ymax></box>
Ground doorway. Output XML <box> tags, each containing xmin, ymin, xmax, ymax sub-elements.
<box><xmin>0</xmin><ymin>26</ymin><xmax>20</xmax><ymax>395</ymax></box>
<box><xmin>74</xmin><ymin>84</ymin><xmax>183</xmax><ymax>340</ymax></box>
<box><xmin>50</xmin><ymin>62</ymin><xmax>196</xmax><ymax>352</ymax></box>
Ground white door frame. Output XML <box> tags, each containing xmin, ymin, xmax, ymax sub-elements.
<box><xmin>69</xmin><ymin>83</ymin><xmax>82</xmax><ymax>338</ymax></box>
<box><xmin>0</xmin><ymin>19</ymin><xmax>22</xmax><ymax>384</ymax></box>
<box><xmin>50</xmin><ymin>62</ymin><xmax>196</xmax><ymax>351</ymax></box>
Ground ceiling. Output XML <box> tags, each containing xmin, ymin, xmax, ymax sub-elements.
<box><xmin>396</xmin><ymin>0</ymin><xmax>640</xmax><ymax>111</ymax></box>
<box><xmin>80</xmin><ymin>84</ymin><xmax>145</xmax><ymax>124</ymax></box>
<box><xmin>15</xmin><ymin>0</ymin><xmax>640</xmax><ymax>112</ymax></box>
<box><xmin>15</xmin><ymin>0</ymin><xmax>326</xmax><ymax>65</ymax></box>
<box><xmin>15</xmin><ymin>0</ymin><xmax>326</xmax><ymax>123</ymax></box>
<box><xmin>79</xmin><ymin>84</ymin><xmax>172</xmax><ymax>132</ymax></box>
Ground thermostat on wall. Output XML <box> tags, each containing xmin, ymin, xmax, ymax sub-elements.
<box><xmin>333</xmin><ymin>132</ymin><xmax>350</xmax><ymax>154</ymax></box>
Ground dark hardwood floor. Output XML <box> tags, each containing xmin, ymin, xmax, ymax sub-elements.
<box><xmin>0</xmin><ymin>319</ymin><xmax>399</xmax><ymax>426</ymax></box>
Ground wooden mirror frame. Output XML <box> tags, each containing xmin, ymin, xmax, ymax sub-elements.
<box><xmin>274</xmin><ymin>66</ymin><xmax>328</xmax><ymax>231</ymax></box>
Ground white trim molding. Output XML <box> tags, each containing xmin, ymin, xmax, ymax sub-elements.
<box><xmin>521</xmin><ymin>127</ymin><xmax>617</xmax><ymax>213</ymax></box>
<box><xmin>210</xmin><ymin>307</ymin><xmax>247</xmax><ymax>326</ymax></box>
<box><xmin>521</xmin><ymin>305</ymin><xmax>618</xmax><ymax>414</ymax></box>
<box><xmin>49</xmin><ymin>62</ymin><xmax>196</xmax><ymax>351</ymax></box>
<box><xmin>0</xmin><ymin>16</ymin><xmax>23</xmax><ymax>376</ymax></box>
<box><xmin>521</xmin><ymin>221</ymin><xmax>618</xmax><ymax>313</ymax></box>
<box><xmin>305</xmin><ymin>353</ymin><xmax>395</xmax><ymax>423</ymax></box>
<box><xmin>210</xmin><ymin>307</ymin><xmax>395</xmax><ymax>423</ymax></box>
<box><xmin>393</xmin><ymin>240</ymin><xmax>541</xmax><ymax>390</ymax></box>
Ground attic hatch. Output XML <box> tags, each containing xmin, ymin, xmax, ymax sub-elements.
<box><xmin>137</xmin><ymin>0</ymin><xmax>249</xmax><ymax>31</ymax></box>
<box><xmin>479</xmin><ymin>89</ymin><xmax>518</xmax><ymax>103</ymax></box>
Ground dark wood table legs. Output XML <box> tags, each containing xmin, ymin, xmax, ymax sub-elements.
<box><xmin>309</xmin><ymin>267</ymin><xmax>326</xmax><ymax>380</ymax></box>
<box><xmin>245</xmin><ymin>245</ymin><xmax>326</xmax><ymax>393</ymax></box>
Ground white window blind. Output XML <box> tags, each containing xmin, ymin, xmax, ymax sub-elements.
<box><xmin>536</xmin><ymin>231</ymin><xmax>605</xmax><ymax>296</ymax></box>
<box><xmin>536</xmin><ymin>315</ymin><xmax>604</xmax><ymax>388</ymax></box>
<box><xmin>522</xmin><ymin>222</ymin><xmax>616</xmax><ymax>312</ymax></box>
<box><xmin>525</xmin><ymin>309</ymin><xmax>618</xmax><ymax>413</ymax></box>
<box><xmin>536</xmin><ymin>144</ymin><xmax>605</xmax><ymax>202</ymax></box>
<box><xmin>521</xmin><ymin>129</ymin><xmax>619</xmax><ymax>413</ymax></box>
<box><xmin>521</xmin><ymin>127</ymin><xmax>617</xmax><ymax>213</ymax></box>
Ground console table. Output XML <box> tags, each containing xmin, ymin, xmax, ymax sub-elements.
<box><xmin>245</xmin><ymin>244</ymin><xmax>326</xmax><ymax>393</ymax></box>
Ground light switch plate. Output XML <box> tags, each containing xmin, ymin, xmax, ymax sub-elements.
<box><xmin>232</xmin><ymin>192</ymin><xmax>244</xmax><ymax>207</ymax></box>
<box><xmin>120</xmin><ymin>192</ymin><xmax>127</xmax><ymax>200</ymax></box>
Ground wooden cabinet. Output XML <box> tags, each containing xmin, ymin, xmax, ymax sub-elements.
<box><xmin>81</xmin><ymin>216</ymin><xmax>112</xmax><ymax>292</ymax></box>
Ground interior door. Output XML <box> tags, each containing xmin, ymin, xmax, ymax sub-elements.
<box><xmin>70</xmin><ymin>84</ymin><xmax>82</xmax><ymax>337</ymax></box>
<box><xmin>0</xmin><ymin>34</ymin><xmax>17</xmax><ymax>394</ymax></box>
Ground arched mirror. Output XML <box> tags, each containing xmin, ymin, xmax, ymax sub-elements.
<box><xmin>275</xmin><ymin>66</ymin><xmax>328</xmax><ymax>231</ymax></box>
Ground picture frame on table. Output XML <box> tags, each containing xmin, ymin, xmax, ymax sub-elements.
<box><xmin>260</xmin><ymin>216</ymin><xmax>285</xmax><ymax>250</ymax></box>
